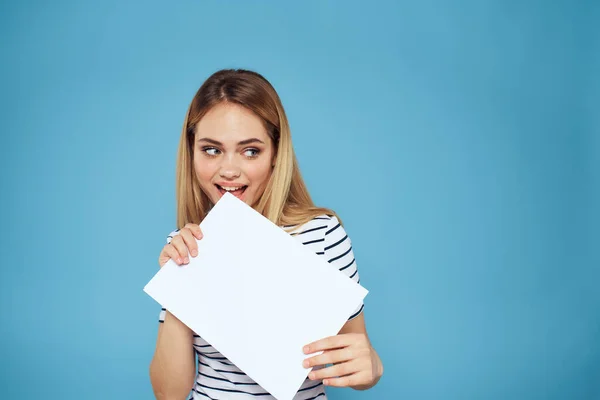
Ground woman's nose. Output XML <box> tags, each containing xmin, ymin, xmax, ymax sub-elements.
<box><xmin>219</xmin><ymin>158</ymin><xmax>241</xmax><ymax>179</ymax></box>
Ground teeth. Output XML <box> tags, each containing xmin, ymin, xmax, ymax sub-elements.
<box><xmin>221</xmin><ymin>186</ymin><xmax>243</xmax><ymax>192</ymax></box>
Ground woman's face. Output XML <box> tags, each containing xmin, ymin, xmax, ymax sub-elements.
<box><xmin>193</xmin><ymin>103</ymin><xmax>275</xmax><ymax>207</ymax></box>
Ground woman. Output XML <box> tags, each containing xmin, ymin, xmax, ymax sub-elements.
<box><xmin>150</xmin><ymin>69</ymin><xmax>383</xmax><ymax>400</ymax></box>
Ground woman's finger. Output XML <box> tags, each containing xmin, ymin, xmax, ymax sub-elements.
<box><xmin>170</xmin><ymin>234</ymin><xmax>190</xmax><ymax>263</ymax></box>
<box><xmin>303</xmin><ymin>348</ymin><xmax>354</xmax><ymax>369</ymax></box>
<box><xmin>308</xmin><ymin>359</ymin><xmax>361</xmax><ymax>381</ymax></box>
<box><xmin>303</xmin><ymin>334</ymin><xmax>356</xmax><ymax>354</ymax></box>
<box><xmin>179</xmin><ymin>228</ymin><xmax>199</xmax><ymax>258</ymax></box>
<box><xmin>322</xmin><ymin>371</ymin><xmax>367</xmax><ymax>387</ymax></box>
<box><xmin>158</xmin><ymin>244</ymin><xmax>183</xmax><ymax>267</ymax></box>
<box><xmin>184</xmin><ymin>223</ymin><xmax>203</xmax><ymax>240</ymax></box>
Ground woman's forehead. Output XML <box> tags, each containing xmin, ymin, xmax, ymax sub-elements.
<box><xmin>195</xmin><ymin>103</ymin><xmax>269</xmax><ymax>143</ymax></box>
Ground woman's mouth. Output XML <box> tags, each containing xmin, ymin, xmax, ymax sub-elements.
<box><xmin>215</xmin><ymin>184</ymin><xmax>248</xmax><ymax>199</ymax></box>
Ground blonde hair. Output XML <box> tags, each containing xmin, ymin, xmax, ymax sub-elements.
<box><xmin>175</xmin><ymin>69</ymin><xmax>338</xmax><ymax>229</ymax></box>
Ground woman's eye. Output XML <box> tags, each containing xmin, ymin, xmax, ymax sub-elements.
<box><xmin>244</xmin><ymin>148</ymin><xmax>260</xmax><ymax>158</ymax></box>
<box><xmin>203</xmin><ymin>147</ymin><xmax>220</xmax><ymax>156</ymax></box>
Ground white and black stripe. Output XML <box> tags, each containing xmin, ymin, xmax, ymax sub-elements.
<box><xmin>159</xmin><ymin>214</ymin><xmax>364</xmax><ymax>399</ymax></box>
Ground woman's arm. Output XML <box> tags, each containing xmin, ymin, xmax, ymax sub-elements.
<box><xmin>151</xmin><ymin>224</ymin><xmax>202</xmax><ymax>398</ymax></box>
<box><xmin>302</xmin><ymin>216</ymin><xmax>383</xmax><ymax>390</ymax></box>
<box><xmin>149</xmin><ymin>311</ymin><xmax>196</xmax><ymax>400</ymax></box>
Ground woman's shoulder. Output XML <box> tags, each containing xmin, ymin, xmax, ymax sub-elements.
<box><xmin>284</xmin><ymin>213</ymin><xmax>343</xmax><ymax>236</ymax></box>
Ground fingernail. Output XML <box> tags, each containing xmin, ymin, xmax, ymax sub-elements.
<box><xmin>184</xmin><ymin>257</ymin><xmax>189</xmax><ymax>264</ymax></box>
<box><xmin>177</xmin><ymin>258</ymin><xmax>183</xmax><ymax>264</ymax></box>
<box><xmin>309</xmin><ymin>372</ymin><xmax>315</xmax><ymax>380</ymax></box>
<box><xmin>191</xmin><ymin>250</ymin><xmax>198</xmax><ymax>257</ymax></box>
<box><xmin>303</xmin><ymin>360</ymin><xmax>309</xmax><ymax>368</ymax></box>
<box><xmin>303</xmin><ymin>346</ymin><xmax>309</xmax><ymax>353</ymax></box>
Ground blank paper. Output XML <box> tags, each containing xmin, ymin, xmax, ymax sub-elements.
<box><xmin>143</xmin><ymin>192</ymin><xmax>368</xmax><ymax>400</ymax></box>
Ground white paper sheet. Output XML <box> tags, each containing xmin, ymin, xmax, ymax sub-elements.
<box><xmin>143</xmin><ymin>192</ymin><xmax>368</xmax><ymax>400</ymax></box>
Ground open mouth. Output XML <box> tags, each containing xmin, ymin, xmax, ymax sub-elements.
<box><xmin>215</xmin><ymin>184</ymin><xmax>248</xmax><ymax>198</ymax></box>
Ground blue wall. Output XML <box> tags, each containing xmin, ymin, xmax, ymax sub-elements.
<box><xmin>1</xmin><ymin>1</ymin><xmax>598</xmax><ymax>399</ymax></box>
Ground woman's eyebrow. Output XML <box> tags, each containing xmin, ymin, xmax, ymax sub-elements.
<box><xmin>238</xmin><ymin>138</ymin><xmax>265</xmax><ymax>146</ymax></box>
<box><xmin>197</xmin><ymin>137</ymin><xmax>264</xmax><ymax>146</ymax></box>
<box><xmin>197</xmin><ymin>138</ymin><xmax>222</xmax><ymax>145</ymax></box>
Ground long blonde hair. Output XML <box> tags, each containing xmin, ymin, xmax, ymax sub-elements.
<box><xmin>175</xmin><ymin>69</ymin><xmax>338</xmax><ymax>229</ymax></box>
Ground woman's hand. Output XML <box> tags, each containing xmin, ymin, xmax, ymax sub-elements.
<box><xmin>302</xmin><ymin>333</ymin><xmax>383</xmax><ymax>389</ymax></box>
<box><xmin>158</xmin><ymin>223</ymin><xmax>203</xmax><ymax>267</ymax></box>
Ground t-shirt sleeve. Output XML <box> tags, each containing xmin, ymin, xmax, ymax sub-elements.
<box><xmin>158</xmin><ymin>229</ymin><xmax>180</xmax><ymax>323</ymax></box>
<box><xmin>323</xmin><ymin>216</ymin><xmax>364</xmax><ymax>320</ymax></box>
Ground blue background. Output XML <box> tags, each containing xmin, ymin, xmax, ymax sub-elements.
<box><xmin>1</xmin><ymin>1</ymin><xmax>598</xmax><ymax>399</ymax></box>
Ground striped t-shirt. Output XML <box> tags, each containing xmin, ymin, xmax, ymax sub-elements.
<box><xmin>158</xmin><ymin>214</ymin><xmax>364</xmax><ymax>400</ymax></box>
